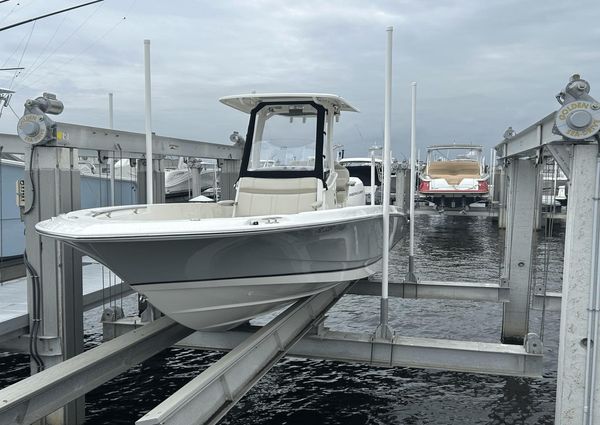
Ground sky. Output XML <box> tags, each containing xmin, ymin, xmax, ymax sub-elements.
<box><xmin>0</xmin><ymin>0</ymin><xmax>599</xmax><ymax>159</ymax></box>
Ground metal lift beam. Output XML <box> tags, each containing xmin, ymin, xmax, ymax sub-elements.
<box><xmin>0</xmin><ymin>316</ymin><xmax>193</xmax><ymax>425</ymax></box>
<box><xmin>350</xmin><ymin>279</ymin><xmax>510</xmax><ymax>302</ymax></box>
<box><xmin>0</xmin><ymin>123</ymin><xmax>243</xmax><ymax>159</ymax></box>
<box><xmin>178</xmin><ymin>327</ymin><xmax>543</xmax><ymax>378</ymax></box>
<box><xmin>136</xmin><ymin>282</ymin><xmax>351</xmax><ymax>425</ymax></box>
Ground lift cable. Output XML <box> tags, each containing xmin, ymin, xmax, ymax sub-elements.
<box><xmin>539</xmin><ymin>158</ymin><xmax>558</xmax><ymax>341</ymax></box>
<box><xmin>7</xmin><ymin>102</ymin><xmax>20</xmax><ymax>119</ymax></box>
<box><xmin>0</xmin><ymin>0</ymin><xmax>103</xmax><ymax>33</ymax></box>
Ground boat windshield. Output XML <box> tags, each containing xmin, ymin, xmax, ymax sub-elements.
<box><xmin>428</xmin><ymin>147</ymin><xmax>482</xmax><ymax>162</ymax></box>
<box><xmin>248</xmin><ymin>104</ymin><xmax>318</xmax><ymax>172</ymax></box>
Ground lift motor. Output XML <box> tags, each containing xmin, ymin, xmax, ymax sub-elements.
<box><xmin>554</xmin><ymin>74</ymin><xmax>600</xmax><ymax>141</ymax></box>
<box><xmin>17</xmin><ymin>93</ymin><xmax>64</xmax><ymax>145</ymax></box>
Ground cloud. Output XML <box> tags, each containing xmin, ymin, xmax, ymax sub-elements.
<box><xmin>0</xmin><ymin>0</ymin><xmax>599</xmax><ymax>158</ymax></box>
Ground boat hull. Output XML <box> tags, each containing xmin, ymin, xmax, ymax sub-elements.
<box><xmin>133</xmin><ymin>268</ymin><xmax>377</xmax><ymax>330</ymax></box>
<box><xmin>40</xmin><ymin>206</ymin><xmax>406</xmax><ymax>330</ymax></box>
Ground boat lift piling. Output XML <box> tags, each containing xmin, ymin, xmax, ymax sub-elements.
<box><xmin>375</xmin><ymin>26</ymin><xmax>394</xmax><ymax>340</ymax></box>
<box><xmin>499</xmin><ymin>156</ymin><xmax>538</xmax><ymax>344</ymax></box>
<box><xmin>404</xmin><ymin>81</ymin><xmax>418</xmax><ymax>284</ymax></box>
<box><xmin>496</xmin><ymin>74</ymin><xmax>600</xmax><ymax>424</ymax></box>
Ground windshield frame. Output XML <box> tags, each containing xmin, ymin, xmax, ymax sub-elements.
<box><xmin>239</xmin><ymin>101</ymin><xmax>326</xmax><ymax>181</ymax></box>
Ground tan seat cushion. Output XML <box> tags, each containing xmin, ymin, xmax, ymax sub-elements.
<box><xmin>334</xmin><ymin>163</ymin><xmax>350</xmax><ymax>204</ymax></box>
<box><xmin>426</xmin><ymin>161</ymin><xmax>481</xmax><ymax>185</ymax></box>
<box><xmin>234</xmin><ymin>177</ymin><xmax>319</xmax><ymax>217</ymax></box>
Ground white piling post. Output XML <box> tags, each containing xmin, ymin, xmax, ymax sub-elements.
<box><xmin>375</xmin><ymin>26</ymin><xmax>393</xmax><ymax>339</ymax></box>
<box><xmin>108</xmin><ymin>92</ymin><xmax>115</xmax><ymax>206</ymax></box>
<box><xmin>370</xmin><ymin>148</ymin><xmax>376</xmax><ymax>205</ymax></box>
<box><xmin>489</xmin><ymin>148</ymin><xmax>494</xmax><ymax>201</ymax></box>
<box><xmin>144</xmin><ymin>39</ymin><xmax>154</xmax><ymax>204</ymax></box>
<box><xmin>407</xmin><ymin>82</ymin><xmax>417</xmax><ymax>281</ymax></box>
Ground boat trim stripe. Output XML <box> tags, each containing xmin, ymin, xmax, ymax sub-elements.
<box><xmin>128</xmin><ymin>259</ymin><xmax>382</xmax><ymax>287</ymax></box>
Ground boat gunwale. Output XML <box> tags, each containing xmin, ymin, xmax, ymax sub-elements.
<box><xmin>36</xmin><ymin>208</ymin><xmax>406</xmax><ymax>242</ymax></box>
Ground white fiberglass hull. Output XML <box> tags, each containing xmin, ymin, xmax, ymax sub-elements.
<box><xmin>36</xmin><ymin>204</ymin><xmax>407</xmax><ymax>330</ymax></box>
<box><xmin>135</xmin><ymin>267</ymin><xmax>379</xmax><ymax>331</ymax></box>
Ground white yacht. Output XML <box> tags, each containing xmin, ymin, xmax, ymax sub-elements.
<box><xmin>165</xmin><ymin>158</ymin><xmax>219</xmax><ymax>200</ymax></box>
<box><xmin>418</xmin><ymin>144</ymin><xmax>490</xmax><ymax>210</ymax></box>
<box><xmin>36</xmin><ymin>93</ymin><xmax>408</xmax><ymax>331</ymax></box>
<box><xmin>339</xmin><ymin>157</ymin><xmax>382</xmax><ymax>204</ymax></box>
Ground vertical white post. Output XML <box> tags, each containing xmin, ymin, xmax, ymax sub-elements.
<box><xmin>382</xmin><ymin>26</ymin><xmax>392</xmax><ymax>299</ymax></box>
<box><xmin>108</xmin><ymin>92</ymin><xmax>115</xmax><ymax>206</ymax></box>
<box><xmin>375</xmin><ymin>26</ymin><xmax>393</xmax><ymax>340</ymax></box>
<box><xmin>144</xmin><ymin>39</ymin><xmax>154</xmax><ymax>204</ymax></box>
<box><xmin>406</xmin><ymin>82</ymin><xmax>417</xmax><ymax>282</ymax></box>
<box><xmin>489</xmin><ymin>148</ymin><xmax>495</xmax><ymax>202</ymax></box>
<box><xmin>370</xmin><ymin>149</ymin><xmax>376</xmax><ymax>205</ymax></box>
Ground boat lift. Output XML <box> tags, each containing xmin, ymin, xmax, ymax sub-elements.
<box><xmin>0</xmin><ymin>66</ymin><xmax>598</xmax><ymax>424</ymax></box>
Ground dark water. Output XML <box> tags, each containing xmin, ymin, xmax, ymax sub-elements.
<box><xmin>0</xmin><ymin>215</ymin><xmax>565</xmax><ymax>424</ymax></box>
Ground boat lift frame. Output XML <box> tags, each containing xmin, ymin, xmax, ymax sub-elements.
<box><xmin>494</xmin><ymin>74</ymin><xmax>600</xmax><ymax>424</ymax></box>
<box><xmin>0</xmin><ymin>71</ymin><xmax>596</xmax><ymax>423</ymax></box>
<box><xmin>0</xmin><ymin>108</ymin><xmax>544</xmax><ymax>424</ymax></box>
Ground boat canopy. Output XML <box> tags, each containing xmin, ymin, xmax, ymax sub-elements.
<box><xmin>219</xmin><ymin>93</ymin><xmax>359</xmax><ymax>114</ymax></box>
<box><xmin>222</xmin><ymin>93</ymin><xmax>358</xmax><ymax>183</ymax></box>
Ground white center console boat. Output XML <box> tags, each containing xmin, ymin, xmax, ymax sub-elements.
<box><xmin>36</xmin><ymin>94</ymin><xmax>408</xmax><ymax>330</ymax></box>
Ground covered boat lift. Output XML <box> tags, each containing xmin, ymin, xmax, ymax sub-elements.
<box><xmin>0</xmin><ymin>44</ymin><xmax>597</xmax><ymax>425</ymax></box>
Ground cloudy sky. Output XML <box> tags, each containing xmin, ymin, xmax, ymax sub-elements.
<box><xmin>0</xmin><ymin>0</ymin><xmax>599</xmax><ymax>158</ymax></box>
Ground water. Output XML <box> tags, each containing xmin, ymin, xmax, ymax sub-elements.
<box><xmin>0</xmin><ymin>215</ymin><xmax>565</xmax><ymax>424</ymax></box>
